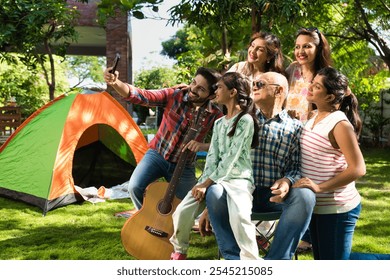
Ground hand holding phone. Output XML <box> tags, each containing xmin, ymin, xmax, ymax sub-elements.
<box><xmin>109</xmin><ymin>53</ymin><xmax>120</xmax><ymax>74</ymax></box>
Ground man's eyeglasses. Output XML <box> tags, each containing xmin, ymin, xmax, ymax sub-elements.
<box><xmin>252</xmin><ymin>81</ymin><xmax>280</xmax><ymax>89</ymax></box>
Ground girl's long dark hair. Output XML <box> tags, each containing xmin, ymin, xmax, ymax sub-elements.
<box><xmin>222</xmin><ymin>72</ymin><xmax>259</xmax><ymax>148</ymax></box>
<box><xmin>318</xmin><ymin>67</ymin><xmax>362</xmax><ymax>138</ymax></box>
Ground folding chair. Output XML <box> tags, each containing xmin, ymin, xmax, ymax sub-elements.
<box><xmin>252</xmin><ymin>211</ymin><xmax>298</xmax><ymax>260</ymax></box>
<box><xmin>252</xmin><ymin>211</ymin><xmax>281</xmax><ymax>255</ymax></box>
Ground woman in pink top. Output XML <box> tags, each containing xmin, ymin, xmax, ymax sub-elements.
<box><xmin>227</xmin><ymin>31</ymin><xmax>285</xmax><ymax>245</ymax></box>
<box><xmin>227</xmin><ymin>31</ymin><xmax>285</xmax><ymax>82</ymax></box>
<box><xmin>293</xmin><ymin>67</ymin><xmax>366</xmax><ymax>259</ymax></box>
<box><xmin>285</xmin><ymin>28</ymin><xmax>333</xmax><ymax>122</ymax></box>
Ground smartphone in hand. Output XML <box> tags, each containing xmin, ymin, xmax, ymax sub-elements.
<box><xmin>109</xmin><ymin>53</ymin><xmax>120</xmax><ymax>74</ymax></box>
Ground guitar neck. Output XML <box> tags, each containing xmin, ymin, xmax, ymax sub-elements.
<box><xmin>159</xmin><ymin>127</ymin><xmax>197</xmax><ymax>214</ymax></box>
<box><xmin>158</xmin><ymin>108</ymin><xmax>209</xmax><ymax>214</ymax></box>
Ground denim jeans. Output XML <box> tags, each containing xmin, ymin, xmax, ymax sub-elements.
<box><xmin>127</xmin><ymin>149</ymin><xmax>198</xmax><ymax>210</ymax></box>
<box><xmin>205</xmin><ymin>185</ymin><xmax>316</xmax><ymax>260</ymax></box>
<box><xmin>349</xmin><ymin>252</ymin><xmax>390</xmax><ymax>260</ymax></box>
<box><xmin>301</xmin><ymin>228</ymin><xmax>312</xmax><ymax>244</ymax></box>
<box><xmin>310</xmin><ymin>203</ymin><xmax>361</xmax><ymax>260</ymax></box>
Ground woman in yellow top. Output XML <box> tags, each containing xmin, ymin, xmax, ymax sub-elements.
<box><xmin>285</xmin><ymin>27</ymin><xmax>333</xmax><ymax>253</ymax></box>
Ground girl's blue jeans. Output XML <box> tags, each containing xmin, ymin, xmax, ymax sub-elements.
<box><xmin>310</xmin><ymin>203</ymin><xmax>361</xmax><ymax>260</ymax></box>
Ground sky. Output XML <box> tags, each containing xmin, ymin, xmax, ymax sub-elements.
<box><xmin>130</xmin><ymin>0</ymin><xmax>182</xmax><ymax>74</ymax></box>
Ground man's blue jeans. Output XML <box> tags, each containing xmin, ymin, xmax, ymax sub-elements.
<box><xmin>206</xmin><ymin>185</ymin><xmax>316</xmax><ymax>260</ymax></box>
<box><xmin>128</xmin><ymin>149</ymin><xmax>198</xmax><ymax>210</ymax></box>
<box><xmin>310</xmin><ymin>203</ymin><xmax>361</xmax><ymax>260</ymax></box>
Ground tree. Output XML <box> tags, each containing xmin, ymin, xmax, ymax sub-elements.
<box><xmin>343</xmin><ymin>0</ymin><xmax>390</xmax><ymax>68</ymax></box>
<box><xmin>167</xmin><ymin>0</ymin><xmax>251</xmax><ymax>64</ymax></box>
<box><xmin>66</xmin><ymin>55</ymin><xmax>106</xmax><ymax>90</ymax></box>
<box><xmin>0</xmin><ymin>0</ymin><xmax>88</xmax><ymax>100</ymax></box>
<box><xmin>0</xmin><ymin>0</ymin><xmax>168</xmax><ymax>100</ymax></box>
<box><xmin>96</xmin><ymin>0</ymin><xmax>163</xmax><ymax>24</ymax></box>
<box><xmin>167</xmin><ymin>1</ymin><xmax>316</xmax><ymax>62</ymax></box>
<box><xmin>0</xmin><ymin>54</ymin><xmax>70</xmax><ymax>118</ymax></box>
<box><xmin>132</xmin><ymin>66</ymin><xmax>179</xmax><ymax>125</ymax></box>
<box><xmin>161</xmin><ymin>24</ymin><xmax>220</xmax><ymax>75</ymax></box>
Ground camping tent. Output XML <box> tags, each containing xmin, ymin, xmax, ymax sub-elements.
<box><xmin>0</xmin><ymin>92</ymin><xmax>148</xmax><ymax>214</ymax></box>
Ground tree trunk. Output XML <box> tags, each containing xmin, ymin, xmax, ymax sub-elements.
<box><xmin>49</xmin><ymin>51</ymin><xmax>56</xmax><ymax>101</ymax></box>
<box><xmin>221</xmin><ymin>25</ymin><xmax>228</xmax><ymax>56</ymax></box>
<box><xmin>251</xmin><ymin>4</ymin><xmax>261</xmax><ymax>34</ymax></box>
<box><xmin>354</xmin><ymin>0</ymin><xmax>390</xmax><ymax>69</ymax></box>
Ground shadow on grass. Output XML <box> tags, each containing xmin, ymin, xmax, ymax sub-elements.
<box><xmin>0</xmin><ymin>224</ymin><xmax>127</xmax><ymax>260</ymax></box>
<box><xmin>0</xmin><ymin>197</ymin><xmax>134</xmax><ymax>260</ymax></box>
<box><xmin>0</xmin><ymin>197</ymin><xmax>221</xmax><ymax>260</ymax></box>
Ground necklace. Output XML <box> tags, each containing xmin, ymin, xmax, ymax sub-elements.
<box><xmin>300</xmin><ymin>70</ymin><xmax>313</xmax><ymax>83</ymax></box>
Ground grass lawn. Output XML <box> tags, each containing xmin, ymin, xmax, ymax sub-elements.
<box><xmin>0</xmin><ymin>147</ymin><xmax>389</xmax><ymax>260</ymax></box>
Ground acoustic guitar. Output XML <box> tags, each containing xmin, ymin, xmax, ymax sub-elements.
<box><xmin>121</xmin><ymin>108</ymin><xmax>208</xmax><ymax>260</ymax></box>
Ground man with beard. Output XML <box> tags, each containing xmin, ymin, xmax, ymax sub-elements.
<box><xmin>104</xmin><ymin>67</ymin><xmax>223</xmax><ymax>214</ymax></box>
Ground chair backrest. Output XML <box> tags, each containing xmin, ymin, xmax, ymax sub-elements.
<box><xmin>0</xmin><ymin>106</ymin><xmax>21</xmax><ymax>134</ymax></box>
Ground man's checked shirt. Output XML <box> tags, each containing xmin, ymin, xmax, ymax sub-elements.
<box><xmin>252</xmin><ymin>109</ymin><xmax>303</xmax><ymax>188</ymax></box>
<box><xmin>124</xmin><ymin>85</ymin><xmax>223</xmax><ymax>163</ymax></box>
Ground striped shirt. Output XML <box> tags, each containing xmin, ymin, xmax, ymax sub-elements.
<box><xmin>301</xmin><ymin>111</ymin><xmax>361</xmax><ymax>214</ymax></box>
<box><xmin>124</xmin><ymin>85</ymin><xmax>223</xmax><ymax>163</ymax></box>
<box><xmin>252</xmin><ymin>109</ymin><xmax>303</xmax><ymax>188</ymax></box>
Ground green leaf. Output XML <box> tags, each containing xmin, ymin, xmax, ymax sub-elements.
<box><xmin>132</xmin><ymin>10</ymin><xmax>145</xmax><ymax>19</ymax></box>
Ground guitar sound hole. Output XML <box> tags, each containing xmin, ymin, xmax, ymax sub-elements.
<box><xmin>157</xmin><ymin>200</ymin><xmax>172</xmax><ymax>215</ymax></box>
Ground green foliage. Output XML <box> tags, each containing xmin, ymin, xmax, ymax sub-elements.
<box><xmin>0</xmin><ymin>65</ymin><xmax>46</xmax><ymax>118</ymax></box>
<box><xmin>0</xmin><ymin>0</ymin><xmax>82</xmax><ymax>100</ymax></box>
<box><xmin>364</xmin><ymin>111</ymin><xmax>390</xmax><ymax>141</ymax></box>
<box><xmin>0</xmin><ymin>0</ymin><xmax>79</xmax><ymax>62</ymax></box>
<box><xmin>134</xmin><ymin>66</ymin><xmax>179</xmax><ymax>88</ymax></box>
<box><xmin>65</xmin><ymin>55</ymin><xmax>106</xmax><ymax>90</ymax></box>
<box><xmin>161</xmin><ymin>28</ymin><xmax>191</xmax><ymax>58</ymax></box>
<box><xmin>350</xmin><ymin>70</ymin><xmax>390</xmax><ymax>118</ymax></box>
<box><xmin>0</xmin><ymin>54</ymin><xmax>69</xmax><ymax>118</ymax></box>
<box><xmin>161</xmin><ymin>24</ymin><xmax>249</xmax><ymax>74</ymax></box>
<box><xmin>96</xmin><ymin>0</ymin><xmax>163</xmax><ymax>25</ymax></box>
<box><xmin>132</xmin><ymin>66</ymin><xmax>179</xmax><ymax>124</ymax></box>
<box><xmin>162</xmin><ymin>25</ymin><xmax>208</xmax><ymax>74</ymax></box>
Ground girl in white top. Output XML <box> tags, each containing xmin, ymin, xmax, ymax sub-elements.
<box><xmin>285</xmin><ymin>27</ymin><xmax>333</xmax><ymax>256</ymax></box>
<box><xmin>293</xmin><ymin>67</ymin><xmax>366</xmax><ymax>259</ymax></box>
<box><xmin>170</xmin><ymin>72</ymin><xmax>261</xmax><ymax>260</ymax></box>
